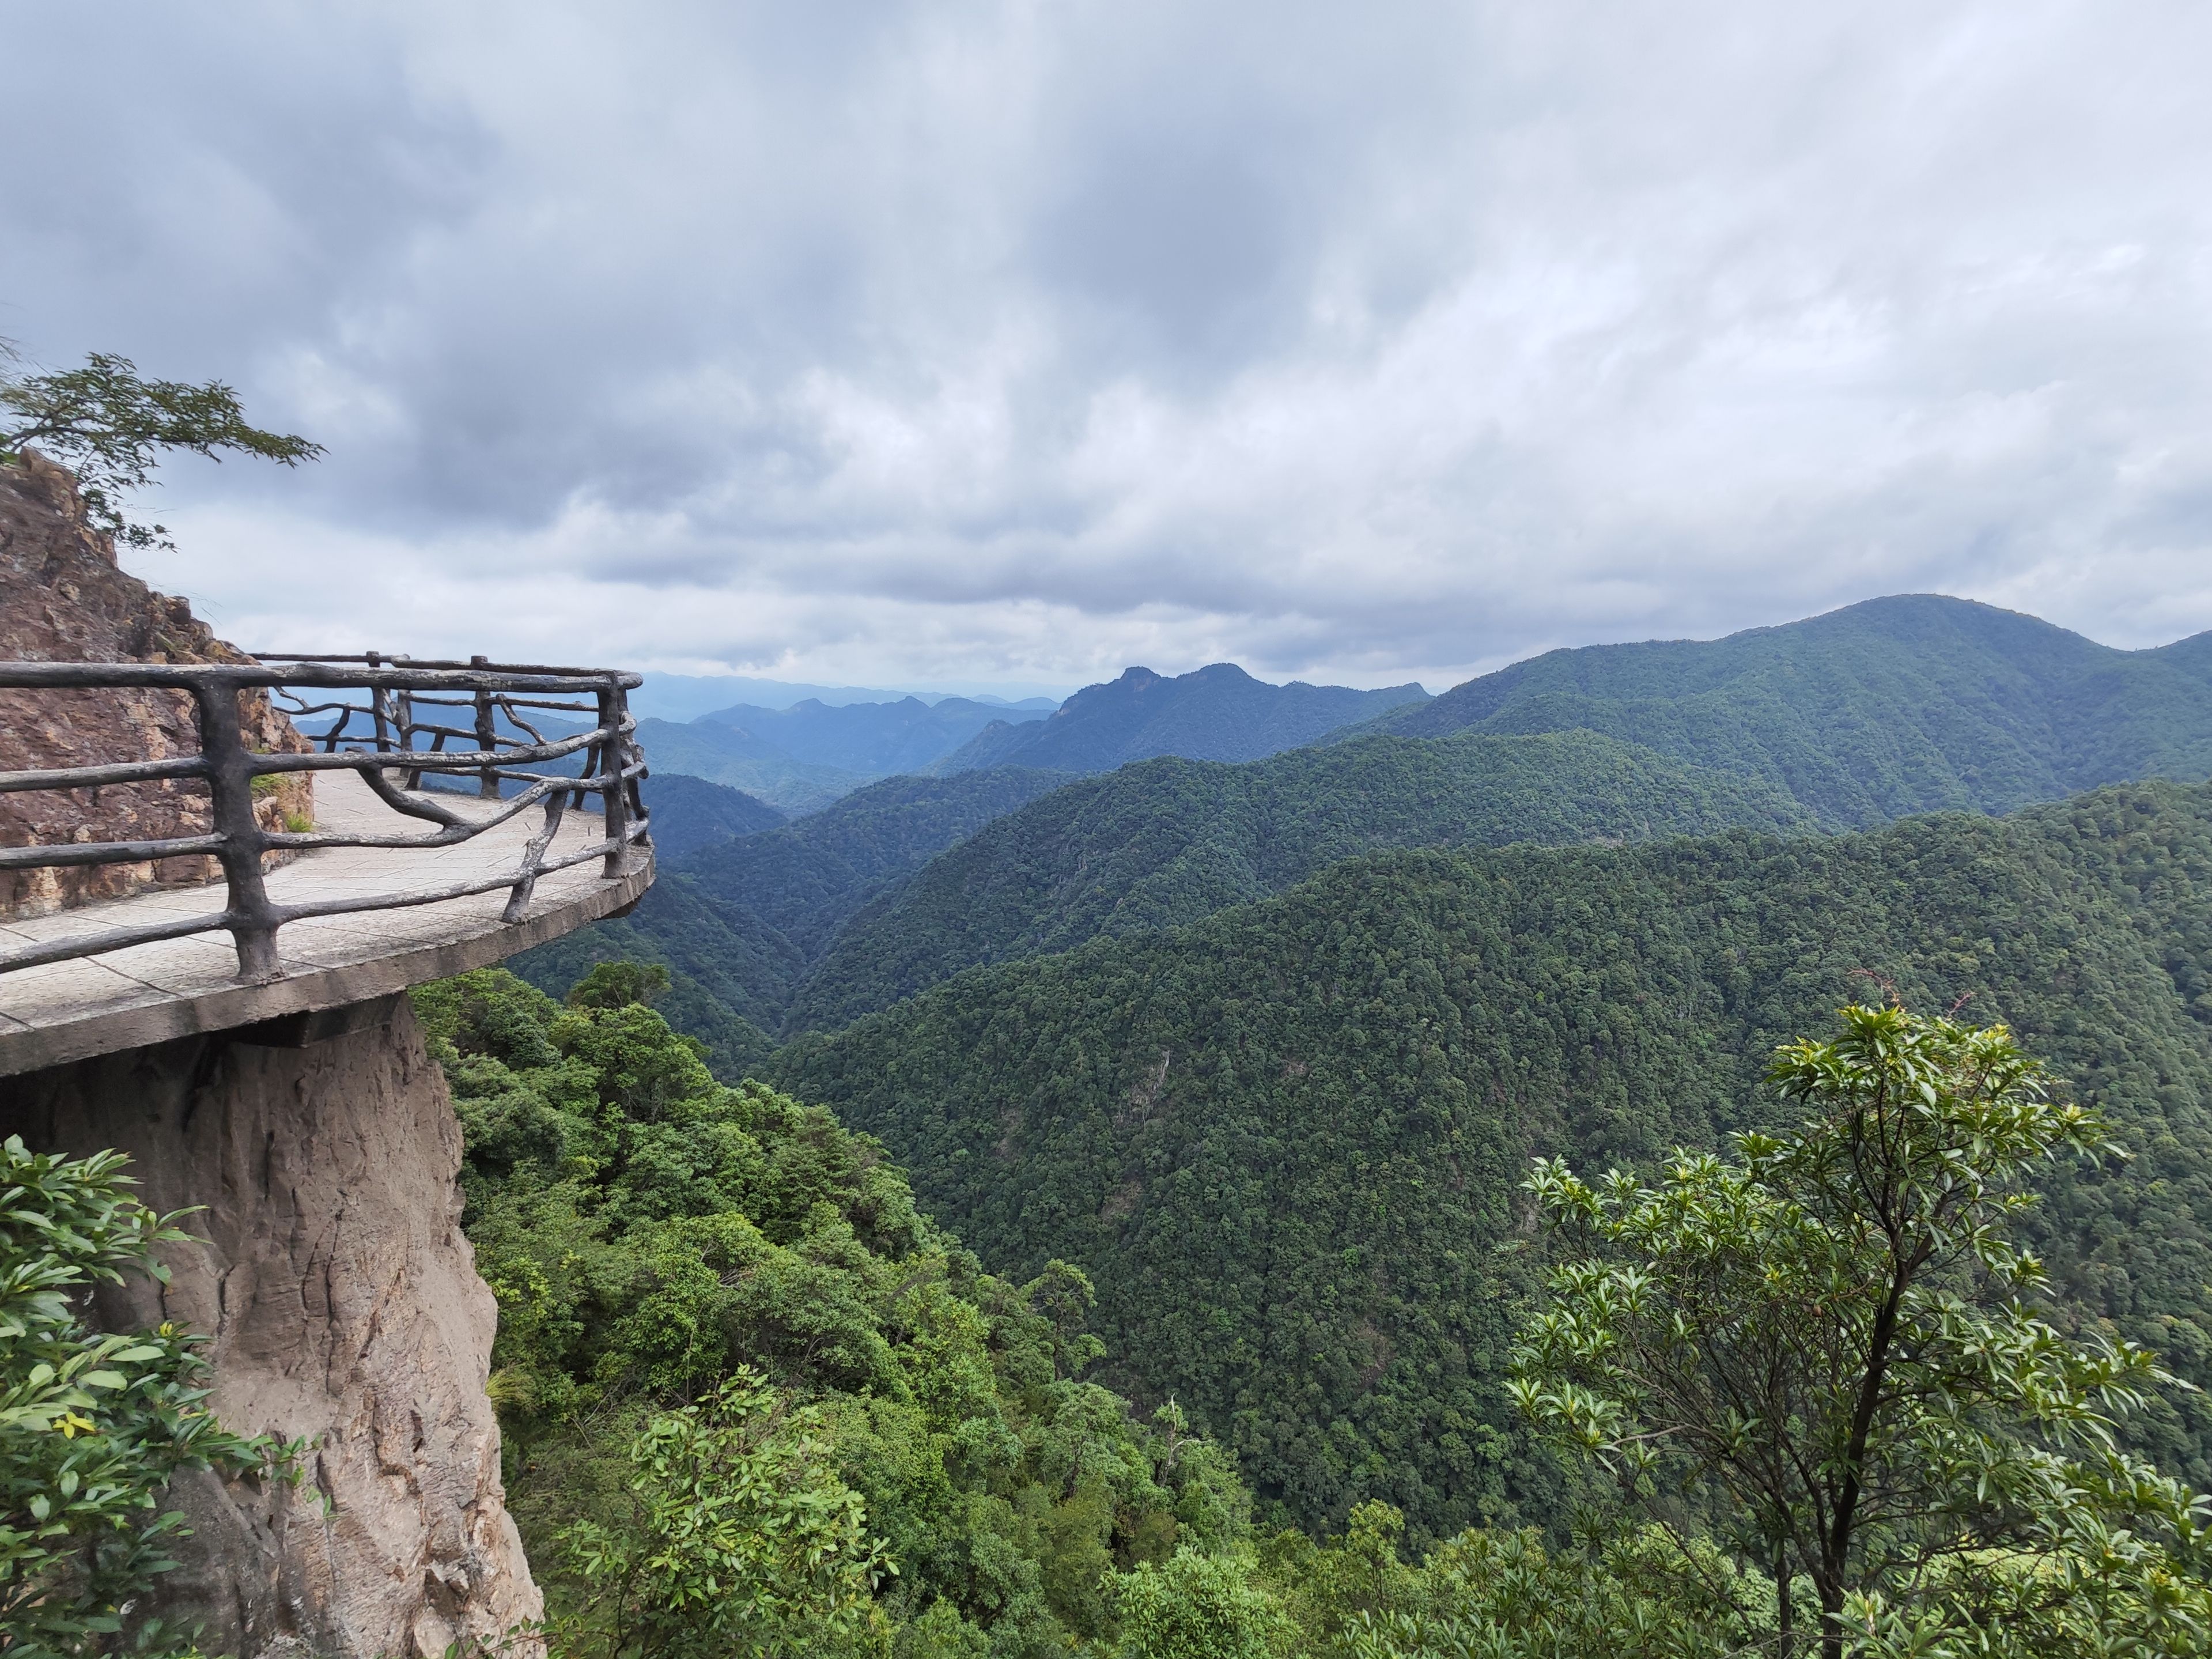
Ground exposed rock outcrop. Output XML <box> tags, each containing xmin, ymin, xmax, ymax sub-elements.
<box><xmin>0</xmin><ymin>449</ymin><xmax>313</xmax><ymax>918</ymax></box>
<box><xmin>0</xmin><ymin>994</ymin><xmax>542</xmax><ymax>1658</ymax></box>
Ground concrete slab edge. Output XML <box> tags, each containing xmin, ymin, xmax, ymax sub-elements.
<box><xmin>0</xmin><ymin>857</ymin><xmax>654</xmax><ymax>1078</ymax></box>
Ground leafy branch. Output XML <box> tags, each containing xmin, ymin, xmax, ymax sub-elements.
<box><xmin>0</xmin><ymin>350</ymin><xmax>322</xmax><ymax>550</ymax></box>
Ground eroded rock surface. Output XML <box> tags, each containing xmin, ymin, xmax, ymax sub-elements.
<box><xmin>0</xmin><ymin>995</ymin><xmax>542</xmax><ymax>1658</ymax></box>
<box><xmin>0</xmin><ymin>449</ymin><xmax>313</xmax><ymax>918</ymax></box>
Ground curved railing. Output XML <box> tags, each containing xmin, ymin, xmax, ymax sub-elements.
<box><xmin>0</xmin><ymin>653</ymin><xmax>651</xmax><ymax>982</ymax></box>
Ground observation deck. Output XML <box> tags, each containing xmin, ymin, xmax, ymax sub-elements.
<box><xmin>0</xmin><ymin>655</ymin><xmax>654</xmax><ymax>1076</ymax></box>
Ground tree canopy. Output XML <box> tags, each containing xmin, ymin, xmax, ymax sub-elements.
<box><xmin>1514</xmin><ymin>1004</ymin><xmax>2212</xmax><ymax>1656</ymax></box>
<box><xmin>1</xmin><ymin>350</ymin><xmax>321</xmax><ymax>549</ymax></box>
<box><xmin>417</xmin><ymin>968</ymin><xmax>1256</xmax><ymax>1659</ymax></box>
<box><xmin>428</xmin><ymin>961</ymin><xmax>2212</xmax><ymax>1657</ymax></box>
<box><xmin>773</xmin><ymin>781</ymin><xmax>2212</xmax><ymax>1540</ymax></box>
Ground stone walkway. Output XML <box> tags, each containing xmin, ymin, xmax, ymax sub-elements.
<box><xmin>0</xmin><ymin>770</ymin><xmax>652</xmax><ymax>1075</ymax></box>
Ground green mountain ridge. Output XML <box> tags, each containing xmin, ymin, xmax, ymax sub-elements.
<box><xmin>788</xmin><ymin>729</ymin><xmax>1814</xmax><ymax>1034</ymax></box>
<box><xmin>621</xmin><ymin>594</ymin><xmax>2212</xmax><ymax>1050</ymax></box>
<box><xmin>512</xmin><ymin>766</ymin><xmax>1076</xmax><ymax>1061</ymax></box>
<box><xmin>1366</xmin><ymin>594</ymin><xmax>2212</xmax><ymax>825</ymax></box>
<box><xmin>769</xmin><ymin>780</ymin><xmax>2212</xmax><ymax>1541</ymax></box>
<box><xmin>636</xmin><ymin>772</ymin><xmax>786</xmax><ymax>861</ymax></box>
<box><xmin>632</xmin><ymin>716</ymin><xmax>872</xmax><ymax>813</ymax></box>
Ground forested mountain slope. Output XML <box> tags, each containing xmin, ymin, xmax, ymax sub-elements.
<box><xmin>633</xmin><ymin>715</ymin><xmax>868</xmax><ymax>812</ymax></box>
<box><xmin>788</xmin><ymin>730</ymin><xmax>1812</xmax><ymax>1033</ymax></box>
<box><xmin>511</xmin><ymin>766</ymin><xmax>1073</xmax><ymax>1059</ymax></box>
<box><xmin>943</xmin><ymin>663</ymin><xmax>1427</xmax><ymax>774</ymax></box>
<box><xmin>420</xmin><ymin>968</ymin><xmax>1257</xmax><ymax>1658</ymax></box>
<box><xmin>1367</xmin><ymin>595</ymin><xmax>2212</xmax><ymax>825</ymax></box>
<box><xmin>634</xmin><ymin>772</ymin><xmax>784</xmax><ymax>861</ymax></box>
<box><xmin>772</xmin><ymin>780</ymin><xmax>2212</xmax><ymax>1541</ymax></box>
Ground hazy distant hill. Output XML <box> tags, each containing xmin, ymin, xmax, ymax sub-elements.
<box><xmin>940</xmin><ymin>664</ymin><xmax>1429</xmax><ymax>774</ymax></box>
<box><xmin>630</xmin><ymin>672</ymin><xmax>1064</xmax><ymax>721</ymax></box>
<box><xmin>632</xmin><ymin>717</ymin><xmax>871</xmax><ymax>813</ymax></box>
<box><xmin>1368</xmin><ymin>594</ymin><xmax>2212</xmax><ymax>825</ymax></box>
<box><xmin>509</xmin><ymin>767</ymin><xmax>1074</xmax><ymax>1048</ymax></box>
<box><xmin>636</xmin><ymin>665</ymin><xmax>1421</xmax><ymax>810</ymax></box>
<box><xmin>698</xmin><ymin>694</ymin><xmax>1044</xmax><ymax>776</ymax></box>
<box><xmin>786</xmin><ymin>730</ymin><xmax>1812</xmax><ymax>1032</ymax></box>
<box><xmin>636</xmin><ymin>773</ymin><xmax>784</xmax><ymax>861</ymax></box>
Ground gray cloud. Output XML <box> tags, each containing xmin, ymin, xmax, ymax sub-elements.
<box><xmin>4</xmin><ymin>0</ymin><xmax>2210</xmax><ymax>690</ymax></box>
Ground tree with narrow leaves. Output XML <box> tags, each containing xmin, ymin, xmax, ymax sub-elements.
<box><xmin>1</xmin><ymin>349</ymin><xmax>321</xmax><ymax>550</ymax></box>
<box><xmin>1511</xmin><ymin>1003</ymin><xmax>2212</xmax><ymax>1658</ymax></box>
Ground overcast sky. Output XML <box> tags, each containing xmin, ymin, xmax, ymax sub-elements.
<box><xmin>5</xmin><ymin>2</ymin><xmax>2210</xmax><ymax>693</ymax></box>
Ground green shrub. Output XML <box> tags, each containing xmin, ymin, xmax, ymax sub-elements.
<box><xmin>0</xmin><ymin>1136</ymin><xmax>284</xmax><ymax>1658</ymax></box>
<box><xmin>558</xmin><ymin>1368</ymin><xmax>891</xmax><ymax>1659</ymax></box>
<box><xmin>1117</xmin><ymin>1550</ymin><xmax>1287</xmax><ymax>1659</ymax></box>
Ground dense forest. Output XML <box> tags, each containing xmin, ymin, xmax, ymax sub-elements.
<box><xmin>772</xmin><ymin>780</ymin><xmax>2212</xmax><ymax>1543</ymax></box>
<box><xmin>21</xmin><ymin>948</ymin><xmax>2206</xmax><ymax>1658</ymax></box>
<box><xmin>512</xmin><ymin>767</ymin><xmax>1074</xmax><ymax>1068</ymax></box>
<box><xmin>789</xmin><ymin>731</ymin><xmax>1810</xmax><ymax>1033</ymax></box>
<box><xmin>421</xmin><ymin>965</ymin><xmax>2107</xmax><ymax>1658</ymax></box>
<box><xmin>637</xmin><ymin>774</ymin><xmax>786</xmax><ymax>861</ymax></box>
<box><xmin>1367</xmin><ymin>594</ymin><xmax>2212</xmax><ymax>824</ymax></box>
<box><xmin>417</xmin><ymin>966</ymin><xmax>1815</xmax><ymax>1659</ymax></box>
<box><xmin>417</xmin><ymin>965</ymin><xmax>1256</xmax><ymax>1658</ymax></box>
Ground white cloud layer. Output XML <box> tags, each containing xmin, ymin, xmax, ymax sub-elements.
<box><xmin>5</xmin><ymin>1</ymin><xmax>2210</xmax><ymax>688</ymax></box>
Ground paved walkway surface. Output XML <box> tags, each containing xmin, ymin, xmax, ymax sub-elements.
<box><xmin>0</xmin><ymin>770</ymin><xmax>651</xmax><ymax>1075</ymax></box>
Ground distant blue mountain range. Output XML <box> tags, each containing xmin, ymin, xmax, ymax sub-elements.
<box><xmin>937</xmin><ymin>664</ymin><xmax>1429</xmax><ymax>774</ymax></box>
<box><xmin>628</xmin><ymin>673</ymin><xmax>1063</xmax><ymax>723</ymax></box>
<box><xmin>630</xmin><ymin>664</ymin><xmax>1428</xmax><ymax>811</ymax></box>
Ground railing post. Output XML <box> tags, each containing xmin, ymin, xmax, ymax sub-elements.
<box><xmin>194</xmin><ymin>679</ymin><xmax>282</xmax><ymax>982</ymax></box>
<box><xmin>366</xmin><ymin>650</ymin><xmax>391</xmax><ymax>748</ymax></box>
<box><xmin>395</xmin><ymin>656</ymin><xmax>422</xmax><ymax>790</ymax></box>
<box><xmin>471</xmin><ymin>654</ymin><xmax>499</xmax><ymax>799</ymax></box>
<box><xmin>597</xmin><ymin>681</ymin><xmax>632</xmax><ymax>878</ymax></box>
<box><xmin>627</xmin><ymin>697</ymin><xmax>650</xmax><ymax>853</ymax></box>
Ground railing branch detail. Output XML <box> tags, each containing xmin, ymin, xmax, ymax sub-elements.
<box><xmin>0</xmin><ymin>655</ymin><xmax>651</xmax><ymax>983</ymax></box>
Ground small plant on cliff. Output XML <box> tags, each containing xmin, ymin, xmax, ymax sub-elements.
<box><xmin>0</xmin><ymin>349</ymin><xmax>322</xmax><ymax>551</ymax></box>
<box><xmin>0</xmin><ymin>1136</ymin><xmax>285</xmax><ymax>1659</ymax></box>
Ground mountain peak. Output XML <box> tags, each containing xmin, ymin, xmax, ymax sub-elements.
<box><xmin>1377</xmin><ymin>592</ymin><xmax>2212</xmax><ymax>824</ymax></box>
<box><xmin>939</xmin><ymin>662</ymin><xmax>1428</xmax><ymax>775</ymax></box>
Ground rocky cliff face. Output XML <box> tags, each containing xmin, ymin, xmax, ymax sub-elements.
<box><xmin>0</xmin><ymin>995</ymin><xmax>543</xmax><ymax>1658</ymax></box>
<box><xmin>0</xmin><ymin>449</ymin><xmax>313</xmax><ymax>918</ymax></box>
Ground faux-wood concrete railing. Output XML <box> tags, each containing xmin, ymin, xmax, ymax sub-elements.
<box><xmin>0</xmin><ymin>654</ymin><xmax>651</xmax><ymax>981</ymax></box>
